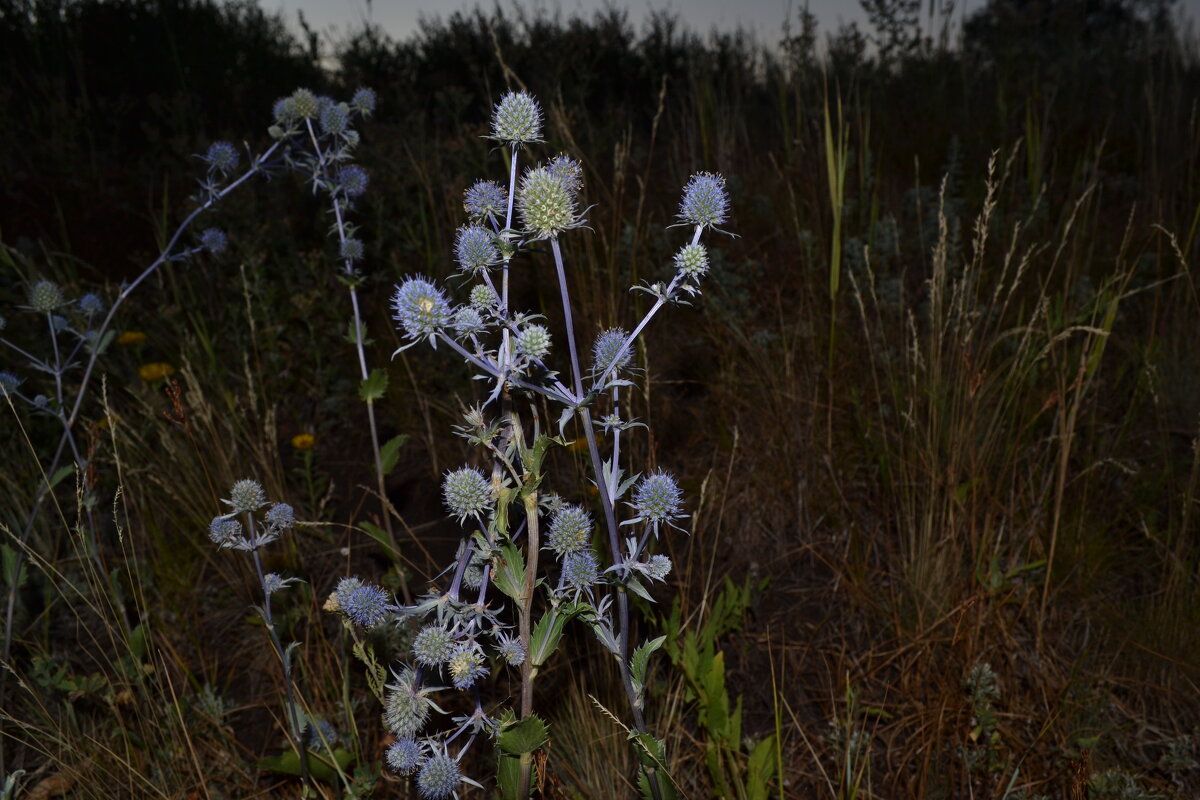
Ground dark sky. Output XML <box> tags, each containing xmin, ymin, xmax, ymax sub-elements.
<box><xmin>269</xmin><ymin>0</ymin><xmax>1200</xmax><ymax>49</ymax></box>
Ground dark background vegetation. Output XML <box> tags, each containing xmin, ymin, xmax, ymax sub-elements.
<box><xmin>2</xmin><ymin>0</ymin><xmax>1199</xmax><ymax>797</ymax></box>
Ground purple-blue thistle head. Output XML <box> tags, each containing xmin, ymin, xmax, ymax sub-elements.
<box><xmin>208</xmin><ymin>516</ymin><xmax>242</xmax><ymax>547</ymax></box>
<box><xmin>412</xmin><ymin>624</ymin><xmax>455</xmax><ymax>667</ymax></box>
<box><xmin>547</xmin><ymin>154</ymin><xmax>584</xmax><ymax>197</ymax></box>
<box><xmin>679</xmin><ymin>172</ymin><xmax>729</xmax><ymax>229</ymax></box>
<box><xmin>645</xmin><ymin>553</ymin><xmax>672</xmax><ymax>581</ymax></box>
<box><xmin>391</xmin><ymin>277</ymin><xmax>452</xmax><ymax>341</ymax></box>
<box><xmin>417</xmin><ymin>750</ymin><xmax>463</xmax><ymax>800</ymax></box>
<box><xmin>382</xmin><ymin>668</ymin><xmax>433</xmax><ymax>737</ymax></box>
<box><xmin>453</xmin><ymin>225</ymin><xmax>499</xmax><ymax>273</ymax></box>
<box><xmin>495</xmin><ymin>632</ymin><xmax>526</xmax><ymax>666</ymax></box>
<box><xmin>452</xmin><ymin>307</ymin><xmax>486</xmax><ymax>339</ymax></box>
<box><xmin>547</xmin><ymin>504</ymin><xmax>592</xmax><ymax>556</ymax></box>
<box><xmin>351</xmin><ymin>87</ymin><xmax>377</xmax><ymax>116</ymax></box>
<box><xmin>490</xmin><ymin>91</ymin><xmax>543</xmax><ymax>144</ymax></box>
<box><xmin>336</xmin><ymin>165</ymin><xmax>369</xmax><ymax>198</ymax></box>
<box><xmin>633</xmin><ymin>470</ymin><xmax>683</xmax><ymax>525</ymax></box>
<box><xmin>0</xmin><ymin>371</ymin><xmax>22</xmax><ymax>395</ymax></box>
<box><xmin>591</xmin><ymin>328</ymin><xmax>632</xmax><ymax>376</ymax></box>
<box><xmin>320</xmin><ymin>101</ymin><xmax>351</xmax><ymax>136</ymax></box>
<box><xmin>200</xmin><ymin>228</ymin><xmax>228</xmax><ymax>255</ymax></box>
<box><xmin>204</xmin><ymin>141</ymin><xmax>239</xmax><ymax>174</ymax></box>
<box><xmin>340</xmin><ymin>238</ymin><xmax>364</xmax><ymax>263</ymax></box>
<box><xmin>335</xmin><ymin>577</ymin><xmax>391</xmax><ymax>628</ymax></box>
<box><xmin>78</xmin><ymin>293</ymin><xmax>104</xmax><ymax>317</ymax></box>
<box><xmin>562</xmin><ymin>549</ymin><xmax>600</xmax><ymax>591</ymax></box>
<box><xmin>386</xmin><ymin>738</ymin><xmax>424</xmax><ymax>775</ymax></box>
<box><xmin>442</xmin><ymin>466</ymin><xmax>491</xmax><ymax>521</ymax></box>
<box><xmin>447</xmin><ymin>643</ymin><xmax>488</xmax><ymax>689</ymax></box>
<box><xmin>463</xmin><ymin>180</ymin><xmax>508</xmax><ymax>221</ymax></box>
<box><xmin>265</xmin><ymin>502</ymin><xmax>294</xmax><ymax>531</ymax></box>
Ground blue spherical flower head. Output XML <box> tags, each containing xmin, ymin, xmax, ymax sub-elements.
<box><xmin>516</xmin><ymin>323</ymin><xmax>551</xmax><ymax>360</ymax></box>
<box><xmin>494</xmin><ymin>631</ymin><xmax>526</xmax><ymax>666</ymax></box>
<box><xmin>591</xmin><ymin>328</ymin><xmax>632</xmax><ymax>377</ymax></box>
<box><xmin>442</xmin><ymin>466</ymin><xmax>491</xmax><ymax>522</ymax></box>
<box><xmin>272</xmin><ymin>96</ymin><xmax>297</xmax><ymax>124</ymax></box>
<box><xmin>265</xmin><ymin>502</ymin><xmax>294</xmax><ymax>531</ymax></box>
<box><xmin>208</xmin><ymin>516</ymin><xmax>242</xmax><ymax>547</ymax></box>
<box><xmin>392</xmin><ymin>277</ymin><xmax>452</xmax><ymax>342</ymax></box>
<box><xmin>417</xmin><ymin>750</ymin><xmax>463</xmax><ymax>800</ymax></box>
<box><xmin>453</xmin><ymin>225</ymin><xmax>499</xmax><ymax>273</ymax></box>
<box><xmin>547</xmin><ymin>154</ymin><xmax>584</xmax><ymax>197</ymax></box>
<box><xmin>27</xmin><ymin>280</ymin><xmax>63</xmax><ymax>313</ymax></box>
<box><xmin>335</xmin><ymin>577</ymin><xmax>391</xmax><ymax>628</ymax></box>
<box><xmin>337</xmin><ymin>165</ymin><xmax>369</xmax><ymax>198</ymax></box>
<box><xmin>633</xmin><ymin>470</ymin><xmax>684</xmax><ymax>528</ymax></box>
<box><xmin>679</xmin><ymin>172</ymin><xmax>729</xmax><ymax>229</ymax></box>
<box><xmin>78</xmin><ymin>293</ymin><xmax>105</xmax><ymax>317</ymax></box>
<box><xmin>200</xmin><ymin>228</ymin><xmax>228</xmax><ymax>254</ymax></box>
<box><xmin>452</xmin><ymin>307</ymin><xmax>486</xmax><ymax>339</ymax></box>
<box><xmin>562</xmin><ymin>549</ymin><xmax>600</xmax><ymax>592</ymax></box>
<box><xmin>340</xmin><ymin>237</ymin><xmax>364</xmax><ymax>262</ymax></box>
<box><xmin>227</xmin><ymin>479</ymin><xmax>267</xmax><ymax>514</ymax></box>
<box><xmin>386</xmin><ymin>738</ymin><xmax>424</xmax><ymax>775</ymax></box>
<box><xmin>547</xmin><ymin>504</ymin><xmax>592</xmax><ymax>556</ymax></box>
<box><xmin>204</xmin><ymin>141</ymin><xmax>239</xmax><ymax>174</ymax></box>
<box><xmin>645</xmin><ymin>553</ymin><xmax>672</xmax><ymax>581</ymax></box>
<box><xmin>320</xmin><ymin>101</ymin><xmax>351</xmax><ymax>136</ymax></box>
<box><xmin>382</xmin><ymin>667</ymin><xmax>433</xmax><ymax>737</ymax></box>
<box><xmin>289</xmin><ymin>88</ymin><xmax>321</xmax><ymax>119</ymax></box>
<box><xmin>490</xmin><ymin>91</ymin><xmax>543</xmax><ymax>144</ymax></box>
<box><xmin>351</xmin><ymin>87</ymin><xmax>377</xmax><ymax>116</ymax></box>
<box><xmin>0</xmin><ymin>371</ymin><xmax>22</xmax><ymax>396</ymax></box>
<box><xmin>447</xmin><ymin>643</ymin><xmax>488</xmax><ymax>689</ymax></box>
<box><xmin>463</xmin><ymin>179</ymin><xmax>508</xmax><ymax>221</ymax></box>
<box><xmin>517</xmin><ymin>165</ymin><xmax>581</xmax><ymax>240</ymax></box>
<box><xmin>412</xmin><ymin>624</ymin><xmax>455</xmax><ymax>666</ymax></box>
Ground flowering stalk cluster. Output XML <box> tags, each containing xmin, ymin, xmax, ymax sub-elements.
<box><xmin>206</xmin><ymin>479</ymin><xmax>310</xmax><ymax>784</ymax></box>
<box><xmin>333</xmin><ymin>90</ymin><xmax>730</xmax><ymax>799</ymax></box>
<box><xmin>265</xmin><ymin>87</ymin><xmax>413</xmax><ymax>602</ymax></box>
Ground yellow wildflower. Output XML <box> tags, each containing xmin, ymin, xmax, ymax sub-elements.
<box><xmin>117</xmin><ymin>331</ymin><xmax>148</xmax><ymax>345</ymax></box>
<box><xmin>291</xmin><ymin>433</ymin><xmax>316</xmax><ymax>451</ymax></box>
<box><xmin>138</xmin><ymin>362</ymin><xmax>175</xmax><ymax>382</ymax></box>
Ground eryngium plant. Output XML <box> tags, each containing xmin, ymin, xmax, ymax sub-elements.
<box><xmin>332</xmin><ymin>90</ymin><xmax>730</xmax><ymax>799</ymax></box>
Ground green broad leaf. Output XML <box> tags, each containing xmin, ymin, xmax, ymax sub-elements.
<box><xmin>530</xmin><ymin>602</ymin><xmax>588</xmax><ymax>667</ymax></box>
<box><xmin>45</xmin><ymin>464</ymin><xmax>74</xmax><ymax>491</ymax></box>
<box><xmin>630</xmin><ymin>635</ymin><xmax>666</xmax><ymax>708</ymax></box>
<box><xmin>491</xmin><ymin>543</ymin><xmax>526</xmax><ymax>602</ymax></box>
<box><xmin>378</xmin><ymin>433</ymin><xmax>409</xmax><ymax>475</ymax></box>
<box><xmin>625</xmin><ymin>576</ymin><xmax>654</xmax><ymax>603</ymax></box>
<box><xmin>633</xmin><ymin>734</ymin><xmax>677</xmax><ymax>800</ymax></box>
<box><xmin>358</xmin><ymin>368</ymin><xmax>388</xmax><ymax>402</ymax></box>
<box><xmin>498</xmin><ymin>715</ymin><xmax>548</xmax><ymax>755</ymax></box>
<box><xmin>344</xmin><ymin>317</ymin><xmax>372</xmax><ymax>345</ymax></box>
<box><xmin>746</xmin><ymin>735</ymin><xmax>779</xmax><ymax>800</ymax></box>
<box><xmin>360</xmin><ymin>521</ymin><xmax>400</xmax><ymax>561</ymax></box>
<box><xmin>496</xmin><ymin>753</ymin><xmax>523</xmax><ymax>800</ymax></box>
<box><xmin>702</xmin><ymin>651</ymin><xmax>730</xmax><ymax>739</ymax></box>
<box><xmin>127</xmin><ymin>623</ymin><xmax>147</xmax><ymax>662</ymax></box>
<box><xmin>258</xmin><ymin>747</ymin><xmax>354</xmax><ymax>783</ymax></box>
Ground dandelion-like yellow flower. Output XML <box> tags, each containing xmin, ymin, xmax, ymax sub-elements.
<box><xmin>118</xmin><ymin>330</ymin><xmax>148</xmax><ymax>345</ymax></box>
<box><xmin>138</xmin><ymin>362</ymin><xmax>175</xmax><ymax>382</ymax></box>
<box><xmin>291</xmin><ymin>433</ymin><xmax>316</xmax><ymax>451</ymax></box>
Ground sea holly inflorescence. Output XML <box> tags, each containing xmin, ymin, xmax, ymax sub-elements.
<box><xmin>330</xmin><ymin>89</ymin><xmax>731</xmax><ymax>799</ymax></box>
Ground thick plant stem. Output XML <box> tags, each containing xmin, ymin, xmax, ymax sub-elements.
<box><xmin>518</xmin><ymin>489</ymin><xmax>541</xmax><ymax>798</ymax></box>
